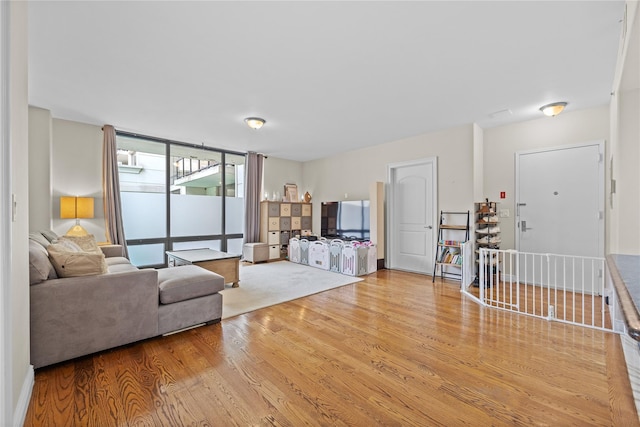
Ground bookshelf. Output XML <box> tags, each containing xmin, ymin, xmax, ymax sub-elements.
<box><xmin>432</xmin><ymin>211</ymin><xmax>470</xmax><ymax>282</ymax></box>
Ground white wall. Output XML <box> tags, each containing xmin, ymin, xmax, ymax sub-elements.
<box><xmin>614</xmin><ymin>88</ymin><xmax>640</xmax><ymax>254</ymax></box>
<box><xmin>262</xmin><ymin>156</ymin><xmax>304</xmax><ymax>202</ymax></box>
<box><xmin>7</xmin><ymin>1</ymin><xmax>32</xmax><ymax>425</ymax></box>
<box><xmin>50</xmin><ymin>119</ymin><xmax>107</xmax><ymax>240</ymax></box>
<box><xmin>28</xmin><ymin>106</ymin><xmax>52</xmax><ymax>231</ymax></box>
<box><xmin>302</xmin><ymin>124</ymin><xmax>475</xmax><ymax>235</ymax></box>
<box><xmin>483</xmin><ymin>106</ymin><xmax>610</xmax><ymax>250</ymax></box>
<box><xmin>473</xmin><ymin>123</ymin><xmax>484</xmax><ymax>201</ymax></box>
<box><xmin>609</xmin><ymin>0</ymin><xmax>640</xmax><ymax>255</ymax></box>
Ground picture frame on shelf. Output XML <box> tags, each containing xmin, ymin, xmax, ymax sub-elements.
<box><xmin>284</xmin><ymin>184</ymin><xmax>298</xmax><ymax>202</ymax></box>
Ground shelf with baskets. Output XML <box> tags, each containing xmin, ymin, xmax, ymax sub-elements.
<box><xmin>474</xmin><ymin>200</ymin><xmax>501</xmax><ymax>282</ymax></box>
<box><xmin>260</xmin><ymin>201</ymin><xmax>312</xmax><ymax>260</ymax></box>
<box><xmin>432</xmin><ymin>210</ymin><xmax>470</xmax><ymax>282</ymax></box>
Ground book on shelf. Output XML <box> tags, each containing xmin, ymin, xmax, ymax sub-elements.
<box><xmin>439</xmin><ymin>239</ymin><xmax>463</xmax><ymax>246</ymax></box>
<box><xmin>439</xmin><ymin>246</ymin><xmax>461</xmax><ymax>263</ymax></box>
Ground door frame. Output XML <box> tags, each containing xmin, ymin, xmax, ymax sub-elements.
<box><xmin>386</xmin><ymin>157</ymin><xmax>438</xmax><ymax>271</ymax></box>
<box><xmin>0</xmin><ymin>1</ymin><xmax>10</xmax><ymax>423</ymax></box>
<box><xmin>515</xmin><ymin>140</ymin><xmax>605</xmax><ymax>257</ymax></box>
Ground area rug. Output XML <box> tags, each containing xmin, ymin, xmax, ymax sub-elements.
<box><xmin>220</xmin><ymin>261</ymin><xmax>363</xmax><ymax>319</ymax></box>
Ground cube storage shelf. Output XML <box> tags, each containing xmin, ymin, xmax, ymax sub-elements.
<box><xmin>260</xmin><ymin>201</ymin><xmax>312</xmax><ymax>260</ymax></box>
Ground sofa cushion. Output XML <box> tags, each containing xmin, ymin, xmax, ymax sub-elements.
<box><xmin>107</xmin><ymin>263</ymin><xmax>139</xmax><ymax>274</ymax></box>
<box><xmin>157</xmin><ymin>265</ymin><xmax>225</xmax><ymax>304</ymax></box>
<box><xmin>105</xmin><ymin>256</ymin><xmax>132</xmax><ymax>266</ymax></box>
<box><xmin>29</xmin><ymin>240</ymin><xmax>57</xmax><ymax>285</ymax></box>
<box><xmin>47</xmin><ymin>243</ymin><xmax>108</xmax><ymax>278</ymax></box>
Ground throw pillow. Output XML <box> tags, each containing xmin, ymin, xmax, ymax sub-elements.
<box><xmin>39</xmin><ymin>229</ymin><xmax>59</xmax><ymax>243</ymax></box>
<box><xmin>29</xmin><ymin>240</ymin><xmax>57</xmax><ymax>285</ymax></box>
<box><xmin>29</xmin><ymin>232</ymin><xmax>51</xmax><ymax>249</ymax></box>
<box><xmin>47</xmin><ymin>243</ymin><xmax>108</xmax><ymax>278</ymax></box>
<box><xmin>58</xmin><ymin>234</ymin><xmax>101</xmax><ymax>254</ymax></box>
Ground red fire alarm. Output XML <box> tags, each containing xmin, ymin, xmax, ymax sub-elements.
<box><xmin>500</xmin><ymin>191</ymin><xmax>506</xmax><ymax>199</ymax></box>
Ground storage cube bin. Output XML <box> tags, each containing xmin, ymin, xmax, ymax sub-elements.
<box><xmin>308</xmin><ymin>241</ymin><xmax>330</xmax><ymax>270</ymax></box>
<box><xmin>269</xmin><ymin>245</ymin><xmax>280</xmax><ymax>260</ymax></box>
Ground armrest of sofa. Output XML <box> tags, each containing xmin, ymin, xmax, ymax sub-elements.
<box><xmin>99</xmin><ymin>244</ymin><xmax>124</xmax><ymax>258</ymax></box>
<box><xmin>30</xmin><ymin>268</ymin><xmax>159</xmax><ymax>368</ymax></box>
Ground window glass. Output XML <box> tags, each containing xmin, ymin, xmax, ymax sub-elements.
<box><xmin>172</xmin><ymin>240</ymin><xmax>221</xmax><ymax>251</ymax></box>
<box><xmin>117</xmin><ymin>136</ymin><xmax>166</xmax><ymax>239</ymax></box>
<box><xmin>117</xmin><ymin>134</ymin><xmax>244</xmax><ymax>266</ymax></box>
<box><xmin>225</xmin><ymin>153</ymin><xmax>245</xmax><ymax>235</ymax></box>
<box><xmin>128</xmin><ymin>244</ymin><xmax>165</xmax><ymax>267</ymax></box>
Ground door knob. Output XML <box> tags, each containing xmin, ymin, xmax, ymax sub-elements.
<box><xmin>425</xmin><ymin>225</ymin><xmax>433</xmax><ymax>229</ymax></box>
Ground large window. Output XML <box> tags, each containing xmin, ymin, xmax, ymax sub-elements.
<box><xmin>117</xmin><ymin>133</ymin><xmax>245</xmax><ymax>267</ymax></box>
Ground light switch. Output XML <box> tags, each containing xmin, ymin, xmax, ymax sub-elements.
<box><xmin>499</xmin><ymin>209</ymin><xmax>510</xmax><ymax>218</ymax></box>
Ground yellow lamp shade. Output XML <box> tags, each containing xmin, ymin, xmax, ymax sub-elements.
<box><xmin>60</xmin><ymin>196</ymin><xmax>77</xmax><ymax>219</ymax></box>
<box><xmin>76</xmin><ymin>197</ymin><xmax>94</xmax><ymax>219</ymax></box>
<box><xmin>60</xmin><ymin>196</ymin><xmax>94</xmax><ymax>219</ymax></box>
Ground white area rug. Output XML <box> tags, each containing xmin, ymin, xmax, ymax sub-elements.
<box><xmin>220</xmin><ymin>261</ymin><xmax>363</xmax><ymax>319</ymax></box>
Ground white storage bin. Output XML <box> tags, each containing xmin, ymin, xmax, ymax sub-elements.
<box><xmin>308</xmin><ymin>241</ymin><xmax>330</xmax><ymax>270</ymax></box>
<box><xmin>299</xmin><ymin>239</ymin><xmax>309</xmax><ymax>265</ymax></box>
<box><xmin>329</xmin><ymin>239</ymin><xmax>344</xmax><ymax>273</ymax></box>
<box><xmin>289</xmin><ymin>238</ymin><xmax>301</xmax><ymax>263</ymax></box>
<box><xmin>269</xmin><ymin>245</ymin><xmax>280</xmax><ymax>260</ymax></box>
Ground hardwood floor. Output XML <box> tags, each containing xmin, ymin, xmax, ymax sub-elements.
<box><xmin>25</xmin><ymin>269</ymin><xmax>638</xmax><ymax>426</ymax></box>
<box><xmin>466</xmin><ymin>282</ymin><xmax>612</xmax><ymax>329</ymax></box>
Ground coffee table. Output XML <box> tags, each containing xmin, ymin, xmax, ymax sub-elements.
<box><xmin>166</xmin><ymin>249</ymin><xmax>241</xmax><ymax>287</ymax></box>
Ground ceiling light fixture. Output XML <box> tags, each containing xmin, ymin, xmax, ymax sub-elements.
<box><xmin>539</xmin><ymin>102</ymin><xmax>568</xmax><ymax>117</ymax></box>
<box><xmin>245</xmin><ymin>117</ymin><xmax>266</xmax><ymax>130</ymax></box>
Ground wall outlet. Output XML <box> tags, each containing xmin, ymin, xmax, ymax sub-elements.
<box><xmin>499</xmin><ymin>209</ymin><xmax>510</xmax><ymax>218</ymax></box>
<box><xmin>548</xmin><ymin>305</ymin><xmax>555</xmax><ymax>319</ymax></box>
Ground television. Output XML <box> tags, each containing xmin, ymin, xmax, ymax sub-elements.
<box><xmin>320</xmin><ymin>200</ymin><xmax>370</xmax><ymax>240</ymax></box>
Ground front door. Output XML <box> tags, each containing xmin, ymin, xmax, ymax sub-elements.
<box><xmin>516</xmin><ymin>141</ymin><xmax>604</xmax><ymax>291</ymax></box>
<box><xmin>387</xmin><ymin>158</ymin><xmax>437</xmax><ymax>274</ymax></box>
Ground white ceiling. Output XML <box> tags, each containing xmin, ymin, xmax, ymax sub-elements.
<box><xmin>28</xmin><ymin>1</ymin><xmax>625</xmax><ymax>162</ymax></box>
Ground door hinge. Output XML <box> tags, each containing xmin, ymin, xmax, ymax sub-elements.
<box><xmin>598</xmin><ymin>153</ymin><xmax>604</xmax><ymax>163</ymax></box>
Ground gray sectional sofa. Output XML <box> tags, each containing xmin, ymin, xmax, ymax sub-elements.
<box><xmin>29</xmin><ymin>231</ymin><xmax>225</xmax><ymax>369</ymax></box>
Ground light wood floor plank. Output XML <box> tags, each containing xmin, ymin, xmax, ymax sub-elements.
<box><xmin>24</xmin><ymin>269</ymin><xmax>638</xmax><ymax>426</ymax></box>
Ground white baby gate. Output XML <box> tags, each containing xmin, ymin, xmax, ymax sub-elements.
<box><xmin>463</xmin><ymin>248</ymin><xmax>615</xmax><ymax>332</ymax></box>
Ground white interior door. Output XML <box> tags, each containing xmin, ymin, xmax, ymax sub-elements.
<box><xmin>516</xmin><ymin>141</ymin><xmax>604</xmax><ymax>290</ymax></box>
<box><xmin>387</xmin><ymin>158</ymin><xmax>437</xmax><ymax>274</ymax></box>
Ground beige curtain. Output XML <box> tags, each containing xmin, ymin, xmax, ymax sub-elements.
<box><xmin>243</xmin><ymin>152</ymin><xmax>264</xmax><ymax>244</ymax></box>
<box><xmin>102</xmin><ymin>125</ymin><xmax>129</xmax><ymax>258</ymax></box>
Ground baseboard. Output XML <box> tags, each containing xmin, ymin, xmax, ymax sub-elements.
<box><xmin>13</xmin><ymin>364</ymin><xmax>34</xmax><ymax>427</ymax></box>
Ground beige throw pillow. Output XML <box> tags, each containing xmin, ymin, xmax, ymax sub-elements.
<box><xmin>47</xmin><ymin>241</ymin><xmax>108</xmax><ymax>278</ymax></box>
<box><xmin>57</xmin><ymin>234</ymin><xmax>102</xmax><ymax>254</ymax></box>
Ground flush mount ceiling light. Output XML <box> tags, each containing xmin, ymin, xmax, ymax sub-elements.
<box><xmin>539</xmin><ymin>102</ymin><xmax>568</xmax><ymax>117</ymax></box>
<box><xmin>244</xmin><ymin>117</ymin><xmax>266</xmax><ymax>130</ymax></box>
